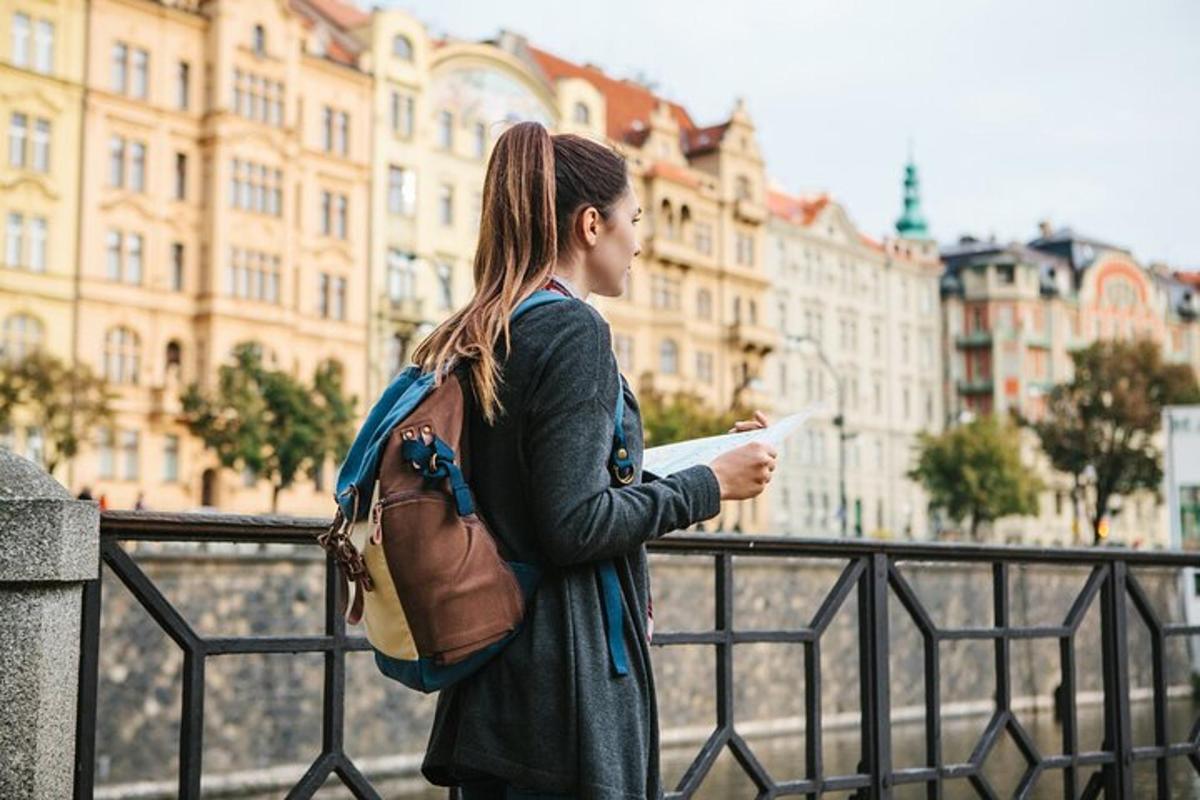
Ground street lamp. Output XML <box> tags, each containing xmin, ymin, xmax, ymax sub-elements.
<box><xmin>785</xmin><ymin>333</ymin><xmax>853</xmax><ymax>537</ymax></box>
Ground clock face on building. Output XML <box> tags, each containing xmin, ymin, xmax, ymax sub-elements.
<box><xmin>429</xmin><ymin>67</ymin><xmax>555</xmax><ymax>133</ymax></box>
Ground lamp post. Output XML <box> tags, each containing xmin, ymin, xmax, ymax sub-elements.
<box><xmin>786</xmin><ymin>333</ymin><xmax>851</xmax><ymax>537</ymax></box>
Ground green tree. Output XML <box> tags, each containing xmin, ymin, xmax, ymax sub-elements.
<box><xmin>909</xmin><ymin>415</ymin><xmax>1042</xmax><ymax>540</ymax></box>
<box><xmin>1024</xmin><ymin>338</ymin><xmax>1200</xmax><ymax>544</ymax></box>
<box><xmin>0</xmin><ymin>352</ymin><xmax>114</xmax><ymax>474</ymax></box>
<box><xmin>181</xmin><ymin>344</ymin><xmax>357</xmax><ymax>512</ymax></box>
<box><xmin>638</xmin><ymin>389</ymin><xmax>744</xmax><ymax>447</ymax></box>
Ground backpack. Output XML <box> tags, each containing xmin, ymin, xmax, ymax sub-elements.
<box><xmin>320</xmin><ymin>289</ymin><xmax>638</xmax><ymax>692</ymax></box>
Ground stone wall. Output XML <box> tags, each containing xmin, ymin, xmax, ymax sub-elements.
<box><xmin>91</xmin><ymin>543</ymin><xmax>1194</xmax><ymax>796</ymax></box>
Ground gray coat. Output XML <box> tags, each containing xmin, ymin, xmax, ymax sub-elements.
<box><xmin>421</xmin><ymin>299</ymin><xmax>722</xmax><ymax>798</ymax></box>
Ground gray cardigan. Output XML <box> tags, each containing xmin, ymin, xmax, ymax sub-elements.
<box><xmin>421</xmin><ymin>298</ymin><xmax>722</xmax><ymax>798</ymax></box>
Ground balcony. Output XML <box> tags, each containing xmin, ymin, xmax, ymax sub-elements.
<box><xmin>727</xmin><ymin>321</ymin><xmax>778</xmax><ymax>355</ymax></box>
<box><xmin>955</xmin><ymin>330</ymin><xmax>993</xmax><ymax>348</ymax></box>
<box><xmin>385</xmin><ymin>296</ymin><xmax>425</xmax><ymax>325</ymax></box>
<box><xmin>645</xmin><ymin>233</ymin><xmax>696</xmax><ymax>268</ymax></box>
<box><xmin>957</xmin><ymin>377</ymin><xmax>994</xmax><ymax>395</ymax></box>
<box><xmin>734</xmin><ymin>197</ymin><xmax>768</xmax><ymax>224</ymax></box>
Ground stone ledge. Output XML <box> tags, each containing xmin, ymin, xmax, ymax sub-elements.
<box><xmin>0</xmin><ymin>498</ymin><xmax>99</xmax><ymax>583</ymax></box>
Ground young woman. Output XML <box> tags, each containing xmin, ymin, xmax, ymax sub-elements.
<box><xmin>413</xmin><ymin>121</ymin><xmax>777</xmax><ymax>799</ymax></box>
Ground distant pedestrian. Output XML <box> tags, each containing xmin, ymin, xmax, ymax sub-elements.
<box><xmin>98</xmin><ymin>494</ymin><xmax>108</xmax><ymax>511</ymax></box>
<box><xmin>134</xmin><ymin>491</ymin><xmax>147</xmax><ymax>511</ymax></box>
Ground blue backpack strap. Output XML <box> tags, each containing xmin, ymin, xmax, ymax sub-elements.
<box><xmin>600</xmin><ymin>375</ymin><xmax>636</xmax><ymax>677</ymax></box>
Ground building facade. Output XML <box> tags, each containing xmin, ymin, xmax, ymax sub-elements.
<box><xmin>64</xmin><ymin>0</ymin><xmax>371</xmax><ymax>513</ymax></box>
<box><xmin>0</xmin><ymin>0</ymin><xmax>86</xmax><ymax>465</ymax></box>
<box><xmin>940</xmin><ymin>224</ymin><xmax>1200</xmax><ymax>545</ymax></box>
<box><xmin>764</xmin><ymin>159</ymin><xmax>943</xmax><ymax>539</ymax></box>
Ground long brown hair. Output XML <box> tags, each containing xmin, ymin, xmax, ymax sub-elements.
<box><xmin>411</xmin><ymin>121</ymin><xmax>629</xmax><ymax>423</ymax></box>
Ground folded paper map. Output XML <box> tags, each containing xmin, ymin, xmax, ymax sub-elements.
<box><xmin>642</xmin><ymin>405</ymin><xmax>821</xmax><ymax>478</ymax></box>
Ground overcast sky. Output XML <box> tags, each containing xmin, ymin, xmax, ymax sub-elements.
<box><xmin>383</xmin><ymin>0</ymin><xmax>1200</xmax><ymax>268</ymax></box>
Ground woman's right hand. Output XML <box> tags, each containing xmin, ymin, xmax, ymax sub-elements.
<box><xmin>708</xmin><ymin>442</ymin><xmax>777</xmax><ymax>501</ymax></box>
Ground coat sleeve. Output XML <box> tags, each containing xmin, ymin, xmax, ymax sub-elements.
<box><xmin>521</xmin><ymin>304</ymin><xmax>721</xmax><ymax>567</ymax></box>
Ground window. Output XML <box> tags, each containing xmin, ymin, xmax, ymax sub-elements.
<box><xmin>28</xmin><ymin>217</ymin><xmax>45</xmax><ymax>272</ymax></box>
<box><xmin>106</xmin><ymin>230</ymin><xmax>121</xmax><ymax>279</ymax></box>
<box><xmin>696</xmin><ymin>351</ymin><xmax>714</xmax><ymax>383</ymax></box>
<box><xmin>121</xmin><ymin>430</ymin><xmax>139</xmax><ymax>480</ymax></box>
<box><xmin>736</xmin><ymin>232</ymin><xmax>755</xmax><ymax>266</ymax></box>
<box><xmin>436</xmin><ymin>262</ymin><xmax>453</xmax><ymax>309</ymax></box>
<box><xmin>651</xmin><ymin>274</ymin><xmax>681</xmax><ymax>310</ymax></box>
<box><xmin>170</xmin><ymin>243</ymin><xmax>184</xmax><ymax>291</ymax></box>
<box><xmin>4</xmin><ymin>213</ymin><xmax>21</xmax><ymax>267</ymax></box>
<box><xmin>438</xmin><ymin>183</ymin><xmax>454</xmax><ymax>226</ymax></box>
<box><xmin>335</xmin><ymin>194</ymin><xmax>347</xmax><ymax>239</ymax></box>
<box><xmin>659</xmin><ymin>339</ymin><xmax>679</xmax><ymax>375</ymax></box>
<box><xmin>126</xmin><ymin>233</ymin><xmax>143</xmax><ymax>284</ymax></box>
<box><xmin>333</xmin><ymin>276</ymin><xmax>347</xmax><ymax>321</ymax></box>
<box><xmin>104</xmin><ymin>327</ymin><xmax>141</xmax><ymax>384</ymax></box>
<box><xmin>390</xmin><ymin>91</ymin><xmax>414</xmax><ymax>138</ymax></box>
<box><xmin>252</xmin><ymin>24</ymin><xmax>266</xmax><ymax>56</ymax></box>
<box><xmin>573</xmin><ymin>102</ymin><xmax>590</xmax><ymax>125</ymax></box>
<box><xmin>997</xmin><ymin>264</ymin><xmax>1015</xmax><ymax>285</ymax></box>
<box><xmin>336</xmin><ymin>111</ymin><xmax>348</xmax><ymax>156</ymax></box>
<box><xmin>317</xmin><ymin>272</ymin><xmax>330</xmax><ymax>318</ymax></box>
<box><xmin>31</xmin><ymin>118</ymin><xmax>49</xmax><ymax>171</ymax></box>
<box><xmin>9</xmin><ymin>112</ymin><xmax>26</xmax><ymax>168</ymax></box>
<box><xmin>696</xmin><ymin>289</ymin><xmax>712</xmax><ymax>320</ymax></box>
<box><xmin>176</xmin><ymin>61</ymin><xmax>190</xmax><ymax>110</ymax></box>
<box><xmin>97</xmin><ymin>429</ymin><xmax>115</xmax><ymax>479</ymax></box>
<box><xmin>694</xmin><ymin>221</ymin><xmax>713</xmax><ymax>255</ymax></box>
<box><xmin>111</xmin><ymin>42</ymin><xmax>127</xmax><ymax>93</ymax></box>
<box><xmin>322</xmin><ymin>107</ymin><xmax>333</xmax><ymax>151</ymax></box>
<box><xmin>387</xmin><ymin>250</ymin><xmax>416</xmax><ymax>301</ymax></box>
<box><xmin>735</xmin><ymin>175</ymin><xmax>752</xmax><ymax>201</ymax></box>
<box><xmin>163</xmin><ymin>435</ymin><xmax>180</xmax><ymax>482</ymax></box>
<box><xmin>131</xmin><ymin>48</ymin><xmax>148</xmax><ymax>99</ymax></box>
<box><xmin>320</xmin><ymin>190</ymin><xmax>331</xmax><ymax>235</ymax></box>
<box><xmin>1</xmin><ymin>314</ymin><xmax>43</xmax><ymax>362</ymax></box>
<box><xmin>174</xmin><ymin>152</ymin><xmax>187</xmax><ymax>200</ymax></box>
<box><xmin>12</xmin><ymin>13</ymin><xmax>30</xmax><ymax>68</ymax></box>
<box><xmin>34</xmin><ymin>20</ymin><xmax>53</xmax><ymax>74</ymax></box>
<box><xmin>129</xmin><ymin>141</ymin><xmax>145</xmax><ymax>191</ymax></box>
<box><xmin>473</xmin><ymin>122</ymin><xmax>487</xmax><ymax>158</ymax></box>
<box><xmin>437</xmin><ymin>110</ymin><xmax>453</xmax><ymax>150</ymax></box>
<box><xmin>387</xmin><ymin>165</ymin><xmax>416</xmax><ymax>216</ymax></box>
<box><xmin>614</xmin><ymin>334</ymin><xmax>633</xmax><ymax>372</ymax></box>
<box><xmin>109</xmin><ymin>136</ymin><xmax>124</xmax><ymax>186</ymax></box>
<box><xmin>392</xmin><ymin>34</ymin><xmax>413</xmax><ymax>60</ymax></box>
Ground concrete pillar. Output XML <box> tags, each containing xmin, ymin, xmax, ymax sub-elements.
<box><xmin>0</xmin><ymin>450</ymin><xmax>99</xmax><ymax>799</ymax></box>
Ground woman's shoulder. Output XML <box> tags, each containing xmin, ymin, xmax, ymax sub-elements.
<box><xmin>514</xmin><ymin>298</ymin><xmax>611</xmax><ymax>354</ymax></box>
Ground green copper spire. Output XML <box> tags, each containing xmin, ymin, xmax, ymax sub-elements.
<box><xmin>895</xmin><ymin>149</ymin><xmax>930</xmax><ymax>239</ymax></box>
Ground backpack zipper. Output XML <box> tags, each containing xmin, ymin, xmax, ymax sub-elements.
<box><xmin>370</xmin><ymin>488</ymin><xmax>450</xmax><ymax>545</ymax></box>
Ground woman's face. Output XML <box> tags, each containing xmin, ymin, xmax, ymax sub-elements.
<box><xmin>582</xmin><ymin>184</ymin><xmax>642</xmax><ymax>298</ymax></box>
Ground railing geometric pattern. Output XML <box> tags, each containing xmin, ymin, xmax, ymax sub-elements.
<box><xmin>75</xmin><ymin>513</ymin><xmax>1200</xmax><ymax>799</ymax></box>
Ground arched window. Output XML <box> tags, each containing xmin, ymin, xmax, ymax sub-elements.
<box><xmin>659</xmin><ymin>199</ymin><xmax>675</xmax><ymax>240</ymax></box>
<box><xmin>165</xmin><ymin>340</ymin><xmax>182</xmax><ymax>380</ymax></box>
<box><xmin>679</xmin><ymin>205</ymin><xmax>692</xmax><ymax>245</ymax></box>
<box><xmin>573</xmin><ymin>102</ymin><xmax>590</xmax><ymax>124</ymax></box>
<box><xmin>696</xmin><ymin>289</ymin><xmax>712</xmax><ymax>320</ymax></box>
<box><xmin>392</xmin><ymin>34</ymin><xmax>413</xmax><ymax>61</ymax></box>
<box><xmin>1</xmin><ymin>313</ymin><xmax>43</xmax><ymax>363</ymax></box>
<box><xmin>104</xmin><ymin>327</ymin><xmax>140</xmax><ymax>384</ymax></box>
<box><xmin>252</xmin><ymin>24</ymin><xmax>266</xmax><ymax>56</ymax></box>
<box><xmin>659</xmin><ymin>339</ymin><xmax>679</xmax><ymax>375</ymax></box>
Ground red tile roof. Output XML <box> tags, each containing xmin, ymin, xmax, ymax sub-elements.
<box><xmin>684</xmin><ymin>122</ymin><xmax>730</xmax><ymax>155</ymax></box>
<box><xmin>767</xmin><ymin>189</ymin><xmax>829</xmax><ymax>226</ymax></box>
<box><xmin>1177</xmin><ymin>271</ymin><xmax>1200</xmax><ymax>289</ymax></box>
<box><xmin>528</xmin><ymin>45</ymin><xmax>696</xmax><ymax>143</ymax></box>
<box><xmin>645</xmin><ymin>161</ymin><xmax>700</xmax><ymax>189</ymax></box>
<box><xmin>304</xmin><ymin>0</ymin><xmax>369</xmax><ymax>28</ymax></box>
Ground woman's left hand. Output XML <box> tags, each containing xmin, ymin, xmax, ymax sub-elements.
<box><xmin>728</xmin><ymin>410</ymin><xmax>770</xmax><ymax>433</ymax></box>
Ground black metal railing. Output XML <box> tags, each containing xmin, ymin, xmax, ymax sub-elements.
<box><xmin>74</xmin><ymin>512</ymin><xmax>1200</xmax><ymax>799</ymax></box>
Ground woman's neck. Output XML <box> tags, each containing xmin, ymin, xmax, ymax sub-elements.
<box><xmin>551</xmin><ymin>254</ymin><xmax>589</xmax><ymax>300</ymax></box>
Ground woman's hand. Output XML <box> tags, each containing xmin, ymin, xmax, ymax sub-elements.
<box><xmin>708</xmin><ymin>441</ymin><xmax>777</xmax><ymax>501</ymax></box>
<box><xmin>728</xmin><ymin>410</ymin><xmax>769</xmax><ymax>433</ymax></box>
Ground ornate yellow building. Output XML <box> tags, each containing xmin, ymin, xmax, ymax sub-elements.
<box><xmin>0</xmin><ymin>0</ymin><xmax>86</xmax><ymax>466</ymax></box>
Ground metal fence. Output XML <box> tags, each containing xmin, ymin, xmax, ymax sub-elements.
<box><xmin>75</xmin><ymin>512</ymin><xmax>1200</xmax><ymax>799</ymax></box>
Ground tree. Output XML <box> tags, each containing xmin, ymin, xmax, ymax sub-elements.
<box><xmin>1024</xmin><ymin>338</ymin><xmax>1200</xmax><ymax>544</ymax></box>
<box><xmin>908</xmin><ymin>415</ymin><xmax>1042</xmax><ymax>540</ymax></box>
<box><xmin>181</xmin><ymin>344</ymin><xmax>357</xmax><ymax>512</ymax></box>
<box><xmin>0</xmin><ymin>352</ymin><xmax>114</xmax><ymax>474</ymax></box>
<box><xmin>638</xmin><ymin>389</ymin><xmax>744</xmax><ymax>447</ymax></box>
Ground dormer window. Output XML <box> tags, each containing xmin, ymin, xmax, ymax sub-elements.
<box><xmin>252</xmin><ymin>25</ymin><xmax>266</xmax><ymax>56</ymax></box>
<box><xmin>573</xmin><ymin>102</ymin><xmax>590</xmax><ymax>124</ymax></box>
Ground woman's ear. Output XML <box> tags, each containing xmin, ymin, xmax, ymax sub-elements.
<box><xmin>577</xmin><ymin>206</ymin><xmax>601</xmax><ymax>248</ymax></box>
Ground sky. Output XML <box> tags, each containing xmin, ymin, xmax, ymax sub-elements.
<box><xmin>382</xmin><ymin>0</ymin><xmax>1200</xmax><ymax>269</ymax></box>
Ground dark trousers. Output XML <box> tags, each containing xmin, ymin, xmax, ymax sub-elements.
<box><xmin>458</xmin><ymin>779</ymin><xmax>574</xmax><ymax>799</ymax></box>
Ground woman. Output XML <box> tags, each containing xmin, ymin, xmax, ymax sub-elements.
<box><xmin>414</xmin><ymin>121</ymin><xmax>777</xmax><ymax>799</ymax></box>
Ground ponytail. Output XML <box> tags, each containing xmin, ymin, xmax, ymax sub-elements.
<box><xmin>412</xmin><ymin>122</ymin><xmax>627</xmax><ymax>424</ymax></box>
